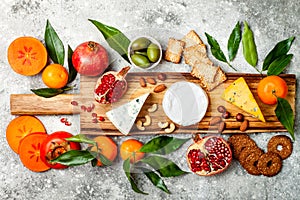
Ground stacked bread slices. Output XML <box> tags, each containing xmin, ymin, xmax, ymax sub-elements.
<box><xmin>164</xmin><ymin>30</ymin><xmax>227</xmax><ymax>91</ymax></box>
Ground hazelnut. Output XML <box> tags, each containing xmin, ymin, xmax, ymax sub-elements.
<box><xmin>222</xmin><ymin>111</ymin><xmax>230</xmax><ymax>119</ymax></box>
<box><xmin>236</xmin><ymin>113</ymin><xmax>244</xmax><ymax>122</ymax></box>
<box><xmin>217</xmin><ymin>105</ymin><xmax>226</xmax><ymax>113</ymax></box>
<box><xmin>157</xmin><ymin>73</ymin><xmax>167</xmax><ymax>81</ymax></box>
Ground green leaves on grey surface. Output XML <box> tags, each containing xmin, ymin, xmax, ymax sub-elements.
<box><xmin>267</xmin><ymin>54</ymin><xmax>293</xmax><ymax>76</ymax></box>
<box><xmin>45</xmin><ymin>20</ymin><xmax>65</xmax><ymax>65</ymax></box>
<box><xmin>263</xmin><ymin>36</ymin><xmax>295</xmax><ymax>71</ymax></box>
<box><xmin>89</xmin><ymin>19</ymin><xmax>131</xmax><ymax>62</ymax></box>
<box><xmin>140</xmin><ymin>136</ymin><xmax>189</xmax><ymax>155</ymax></box>
<box><xmin>242</xmin><ymin>21</ymin><xmax>258</xmax><ymax>68</ymax></box>
<box><xmin>51</xmin><ymin>150</ymin><xmax>95</xmax><ymax>166</ymax></box>
<box><xmin>275</xmin><ymin>97</ymin><xmax>295</xmax><ymax>140</ymax></box>
<box><xmin>66</xmin><ymin>134</ymin><xmax>96</xmax><ymax>145</ymax></box>
<box><xmin>30</xmin><ymin>86</ymin><xmax>72</xmax><ymax>98</ymax></box>
<box><xmin>228</xmin><ymin>21</ymin><xmax>241</xmax><ymax>61</ymax></box>
<box><xmin>67</xmin><ymin>45</ymin><xmax>77</xmax><ymax>84</ymax></box>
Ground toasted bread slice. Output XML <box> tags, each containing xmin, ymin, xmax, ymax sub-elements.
<box><xmin>183</xmin><ymin>44</ymin><xmax>213</xmax><ymax>66</ymax></box>
<box><xmin>181</xmin><ymin>30</ymin><xmax>203</xmax><ymax>48</ymax></box>
<box><xmin>164</xmin><ymin>38</ymin><xmax>185</xmax><ymax>63</ymax></box>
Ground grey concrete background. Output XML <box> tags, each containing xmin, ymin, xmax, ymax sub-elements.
<box><xmin>1</xmin><ymin>0</ymin><xmax>300</xmax><ymax>199</ymax></box>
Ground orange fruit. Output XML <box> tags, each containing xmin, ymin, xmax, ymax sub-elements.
<box><xmin>120</xmin><ymin>139</ymin><xmax>145</xmax><ymax>163</ymax></box>
<box><xmin>42</xmin><ymin>64</ymin><xmax>69</xmax><ymax>89</ymax></box>
<box><xmin>257</xmin><ymin>75</ymin><xmax>288</xmax><ymax>105</ymax></box>
<box><xmin>91</xmin><ymin>136</ymin><xmax>117</xmax><ymax>166</ymax></box>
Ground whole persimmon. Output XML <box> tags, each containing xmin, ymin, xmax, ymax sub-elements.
<box><xmin>91</xmin><ymin>136</ymin><xmax>117</xmax><ymax>166</ymax></box>
<box><xmin>120</xmin><ymin>139</ymin><xmax>145</xmax><ymax>163</ymax></box>
<box><xmin>257</xmin><ymin>75</ymin><xmax>288</xmax><ymax>105</ymax></box>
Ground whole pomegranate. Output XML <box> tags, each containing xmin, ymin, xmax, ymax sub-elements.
<box><xmin>72</xmin><ymin>41</ymin><xmax>109</xmax><ymax>76</ymax></box>
<box><xmin>94</xmin><ymin>66</ymin><xmax>130</xmax><ymax>104</ymax></box>
<box><xmin>186</xmin><ymin>135</ymin><xmax>232</xmax><ymax>176</ymax></box>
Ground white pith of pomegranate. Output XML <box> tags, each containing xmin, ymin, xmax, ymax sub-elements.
<box><xmin>94</xmin><ymin>66</ymin><xmax>130</xmax><ymax>104</ymax></box>
<box><xmin>186</xmin><ymin>136</ymin><xmax>232</xmax><ymax>176</ymax></box>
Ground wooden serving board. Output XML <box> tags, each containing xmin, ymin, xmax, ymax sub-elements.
<box><xmin>10</xmin><ymin>72</ymin><xmax>296</xmax><ymax>136</ymax></box>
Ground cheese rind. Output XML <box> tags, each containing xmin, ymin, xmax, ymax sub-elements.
<box><xmin>222</xmin><ymin>77</ymin><xmax>265</xmax><ymax>122</ymax></box>
<box><xmin>106</xmin><ymin>93</ymin><xmax>150</xmax><ymax>135</ymax></box>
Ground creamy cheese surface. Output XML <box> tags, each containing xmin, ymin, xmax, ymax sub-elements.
<box><xmin>162</xmin><ymin>81</ymin><xmax>209</xmax><ymax>126</ymax></box>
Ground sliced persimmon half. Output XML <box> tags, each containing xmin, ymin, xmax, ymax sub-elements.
<box><xmin>6</xmin><ymin>115</ymin><xmax>46</xmax><ymax>154</ymax></box>
<box><xmin>7</xmin><ymin>36</ymin><xmax>48</xmax><ymax>76</ymax></box>
<box><xmin>18</xmin><ymin>132</ymin><xmax>50</xmax><ymax>172</ymax></box>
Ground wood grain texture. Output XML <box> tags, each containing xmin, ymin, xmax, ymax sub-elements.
<box><xmin>10</xmin><ymin>72</ymin><xmax>296</xmax><ymax>136</ymax></box>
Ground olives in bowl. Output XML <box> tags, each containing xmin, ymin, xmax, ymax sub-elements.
<box><xmin>128</xmin><ymin>36</ymin><xmax>162</xmax><ymax>70</ymax></box>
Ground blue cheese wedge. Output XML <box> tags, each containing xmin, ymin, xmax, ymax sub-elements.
<box><xmin>106</xmin><ymin>93</ymin><xmax>150</xmax><ymax>135</ymax></box>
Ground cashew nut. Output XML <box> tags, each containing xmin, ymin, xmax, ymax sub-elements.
<box><xmin>158</xmin><ymin>121</ymin><xmax>169</xmax><ymax>129</ymax></box>
<box><xmin>143</xmin><ymin>115</ymin><xmax>152</xmax><ymax>127</ymax></box>
<box><xmin>148</xmin><ymin>104</ymin><xmax>158</xmax><ymax>113</ymax></box>
<box><xmin>136</xmin><ymin>120</ymin><xmax>145</xmax><ymax>131</ymax></box>
<box><xmin>164</xmin><ymin>123</ymin><xmax>176</xmax><ymax>133</ymax></box>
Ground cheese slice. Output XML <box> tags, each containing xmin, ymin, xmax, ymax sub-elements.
<box><xmin>106</xmin><ymin>93</ymin><xmax>150</xmax><ymax>135</ymax></box>
<box><xmin>222</xmin><ymin>77</ymin><xmax>265</xmax><ymax>122</ymax></box>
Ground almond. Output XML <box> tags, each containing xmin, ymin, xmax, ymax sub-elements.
<box><xmin>209</xmin><ymin>116</ymin><xmax>222</xmax><ymax>126</ymax></box>
<box><xmin>153</xmin><ymin>84</ymin><xmax>166</xmax><ymax>93</ymax></box>
<box><xmin>147</xmin><ymin>78</ymin><xmax>156</xmax><ymax>85</ymax></box>
<box><xmin>218</xmin><ymin>121</ymin><xmax>225</xmax><ymax>133</ymax></box>
<box><xmin>157</xmin><ymin>73</ymin><xmax>167</xmax><ymax>81</ymax></box>
<box><xmin>240</xmin><ymin>120</ymin><xmax>249</xmax><ymax>132</ymax></box>
<box><xmin>139</xmin><ymin>77</ymin><xmax>146</xmax><ymax>87</ymax></box>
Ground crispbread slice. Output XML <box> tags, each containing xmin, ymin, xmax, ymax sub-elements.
<box><xmin>183</xmin><ymin>44</ymin><xmax>213</xmax><ymax>66</ymax></box>
<box><xmin>181</xmin><ymin>30</ymin><xmax>203</xmax><ymax>48</ymax></box>
<box><xmin>164</xmin><ymin>38</ymin><xmax>185</xmax><ymax>63</ymax></box>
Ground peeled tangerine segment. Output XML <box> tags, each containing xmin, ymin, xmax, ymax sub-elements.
<box><xmin>222</xmin><ymin>77</ymin><xmax>265</xmax><ymax>122</ymax></box>
<box><xmin>162</xmin><ymin>81</ymin><xmax>209</xmax><ymax>126</ymax></box>
<box><xmin>7</xmin><ymin>36</ymin><xmax>48</xmax><ymax>76</ymax></box>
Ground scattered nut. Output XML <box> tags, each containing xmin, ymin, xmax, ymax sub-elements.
<box><xmin>240</xmin><ymin>120</ymin><xmax>249</xmax><ymax>132</ymax></box>
<box><xmin>147</xmin><ymin>78</ymin><xmax>156</xmax><ymax>85</ymax></box>
<box><xmin>143</xmin><ymin>115</ymin><xmax>152</xmax><ymax>126</ymax></box>
<box><xmin>164</xmin><ymin>122</ymin><xmax>176</xmax><ymax>133</ymax></box>
<box><xmin>236</xmin><ymin>113</ymin><xmax>244</xmax><ymax>122</ymax></box>
<box><xmin>139</xmin><ymin>77</ymin><xmax>146</xmax><ymax>87</ymax></box>
<box><xmin>148</xmin><ymin>104</ymin><xmax>158</xmax><ymax>113</ymax></box>
<box><xmin>158</xmin><ymin>121</ymin><xmax>169</xmax><ymax>129</ymax></box>
<box><xmin>217</xmin><ymin>105</ymin><xmax>226</xmax><ymax>113</ymax></box>
<box><xmin>218</xmin><ymin>121</ymin><xmax>226</xmax><ymax>133</ymax></box>
<box><xmin>153</xmin><ymin>84</ymin><xmax>167</xmax><ymax>93</ymax></box>
<box><xmin>209</xmin><ymin>116</ymin><xmax>222</xmax><ymax>126</ymax></box>
<box><xmin>222</xmin><ymin>111</ymin><xmax>230</xmax><ymax>119</ymax></box>
<box><xmin>136</xmin><ymin>120</ymin><xmax>145</xmax><ymax>131</ymax></box>
<box><xmin>157</xmin><ymin>73</ymin><xmax>167</xmax><ymax>81</ymax></box>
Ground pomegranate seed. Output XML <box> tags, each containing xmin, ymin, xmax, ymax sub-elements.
<box><xmin>92</xmin><ymin>113</ymin><xmax>97</xmax><ymax>118</ymax></box>
<box><xmin>60</xmin><ymin>118</ymin><xmax>67</xmax><ymax>123</ymax></box>
<box><xmin>86</xmin><ymin>107</ymin><xmax>92</xmax><ymax>112</ymax></box>
<box><xmin>65</xmin><ymin>121</ymin><xmax>72</xmax><ymax>126</ymax></box>
<box><xmin>99</xmin><ymin>116</ymin><xmax>105</xmax><ymax>122</ymax></box>
<box><xmin>81</xmin><ymin>105</ymin><xmax>87</xmax><ymax>112</ymax></box>
<box><xmin>92</xmin><ymin>118</ymin><xmax>98</xmax><ymax>123</ymax></box>
<box><xmin>71</xmin><ymin>101</ymin><xmax>78</xmax><ymax>106</ymax></box>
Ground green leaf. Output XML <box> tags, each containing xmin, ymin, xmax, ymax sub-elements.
<box><xmin>140</xmin><ymin>155</ymin><xmax>188</xmax><ymax>177</ymax></box>
<box><xmin>67</xmin><ymin>45</ymin><xmax>77</xmax><ymax>83</ymax></box>
<box><xmin>45</xmin><ymin>20</ymin><xmax>65</xmax><ymax>65</ymax></box>
<box><xmin>267</xmin><ymin>54</ymin><xmax>293</xmax><ymax>76</ymax></box>
<box><xmin>263</xmin><ymin>36</ymin><xmax>295</xmax><ymax>71</ymax></box>
<box><xmin>123</xmin><ymin>158</ymin><xmax>148</xmax><ymax>195</ymax></box>
<box><xmin>140</xmin><ymin>136</ymin><xmax>189</xmax><ymax>155</ymax></box>
<box><xmin>91</xmin><ymin>158</ymin><xmax>98</xmax><ymax>167</ymax></box>
<box><xmin>98</xmin><ymin>153</ymin><xmax>113</xmax><ymax>166</ymax></box>
<box><xmin>242</xmin><ymin>21</ymin><xmax>258</xmax><ymax>67</ymax></box>
<box><xmin>138</xmin><ymin>167</ymin><xmax>170</xmax><ymax>194</ymax></box>
<box><xmin>89</xmin><ymin>19</ymin><xmax>131</xmax><ymax>62</ymax></box>
<box><xmin>228</xmin><ymin>21</ymin><xmax>241</xmax><ymax>61</ymax></box>
<box><xmin>31</xmin><ymin>88</ymin><xmax>64</xmax><ymax>98</ymax></box>
<box><xmin>275</xmin><ymin>98</ymin><xmax>295</xmax><ymax>140</ymax></box>
<box><xmin>52</xmin><ymin>150</ymin><xmax>95</xmax><ymax>166</ymax></box>
<box><xmin>66</xmin><ymin>134</ymin><xmax>96</xmax><ymax>145</ymax></box>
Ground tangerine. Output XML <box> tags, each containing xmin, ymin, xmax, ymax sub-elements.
<box><xmin>257</xmin><ymin>75</ymin><xmax>288</xmax><ymax>105</ymax></box>
<box><xmin>42</xmin><ymin>64</ymin><xmax>69</xmax><ymax>89</ymax></box>
<box><xmin>120</xmin><ymin>139</ymin><xmax>145</xmax><ymax>163</ymax></box>
<box><xmin>91</xmin><ymin>136</ymin><xmax>117</xmax><ymax>166</ymax></box>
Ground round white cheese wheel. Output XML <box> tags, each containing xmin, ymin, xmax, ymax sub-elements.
<box><xmin>162</xmin><ymin>81</ymin><xmax>209</xmax><ymax>126</ymax></box>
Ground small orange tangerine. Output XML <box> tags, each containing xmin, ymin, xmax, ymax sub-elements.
<box><xmin>42</xmin><ymin>64</ymin><xmax>69</xmax><ymax>89</ymax></box>
<box><xmin>120</xmin><ymin>139</ymin><xmax>145</xmax><ymax>163</ymax></box>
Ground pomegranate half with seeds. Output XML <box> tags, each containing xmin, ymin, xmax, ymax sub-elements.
<box><xmin>186</xmin><ymin>135</ymin><xmax>232</xmax><ymax>176</ymax></box>
<box><xmin>94</xmin><ymin>66</ymin><xmax>130</xmax><ymax>104</ymax></box>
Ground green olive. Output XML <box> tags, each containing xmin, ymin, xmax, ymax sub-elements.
<box><xmin>131</xmin><ymin>37</ymin><xmax>151</xmax><ymax>51</ymax></box>
<box><xmin>147</xmin><ymin>43</ymin><xmax>160</xmax><ymax>62</ymax></box>
<box><xmin>134</xmin><ymin>50</ymin><xmax>148</xmax><ymax>57</ymax></box>
<box><xmin>131</xmin><ymin>54</ymin><xmax>150</xmax><ymax>68</ymax></box>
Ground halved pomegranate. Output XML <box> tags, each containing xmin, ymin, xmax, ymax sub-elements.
<box><xmin>186</xmin><ymin>135</ymin><xmax>232</xmax><ymax>176</ymax></box>
<box><xmin>94</xmin><ymin>66</ymin><xmax>130</xmax><ymax>104</ymax></box>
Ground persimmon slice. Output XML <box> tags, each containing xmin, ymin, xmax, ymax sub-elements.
<box><xmin>7</xmin><ymin>36</ymin><xmax>48</xmax><ymax>76</ymax></box>
<box><xmin>18</xmin><ymin>132</ymin><xmax>50</xmax><ymax>172</ymax></box>
<box><xmin>6</xmin><ymin>115</ymin><xmax>46</xmax><ymax>154</ymax></box>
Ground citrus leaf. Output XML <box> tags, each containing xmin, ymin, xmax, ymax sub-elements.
<box><xmin>275</xmin><ymin>97</ymin><xmax>295</xmax><ymax>140</ymax></box>
<box><xmin>123</xmin><ymin>158</ymin><xmax>148</xmax><ymax>195</ymax></box>
<box><xmin>267</xmin><ymin>54</ymin><xmax>293</xmax><ymax>76</ymax></box>
<box><xmin>67</xmin><ymin>45</ymin><xmax>77</xmax><ymax>83</ymax></box>
<box><xmin>263</xmin><ymin>36</ymin><xmax>295</xmax><ymax>71</ymax></box>
<box><xmin>140</xmin><ymin>155</ymin><xmax>188</xmax><ymax>177</ymax></box>
<box><xmin>88</xmin><ymin>19</ymin><xmax>130</xmax><ymax>62</ymax></box>
<box><xmin>31</xmin><ymin>88</ymin><xmax>64</xmax><ymax>98</ymax></box>
<box><xmin>66</xmin><ymin>134</ymin><xmax>96</xmax><ymax>145</ymax></box>
<box><xmin>51</xmin><ymin>150</ymin><xmax>94</xmax><ymax>166</ymax></box>
<box><xmin>98</xmin><ymin>153</ymin><xmax>113</xmax><ymax>166</ymax></box>
<box><xmin>140</xmin><ymin>136</ymin><xmax>189</xmax><ymax>155</ymax></box>
<box><xmin>45</xmin><ymin>20</ymin><xmax>65</xmax><ymax>65</ymax></box>
<box><xmin>228</xmin><ymin>21</ymin><xmax>241</xmax><ymax>61</ymax></box>
<box><xmin>242</xmin><ymin>21</ymin><xmax>258</xmax><ymax>68</ymax></box>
